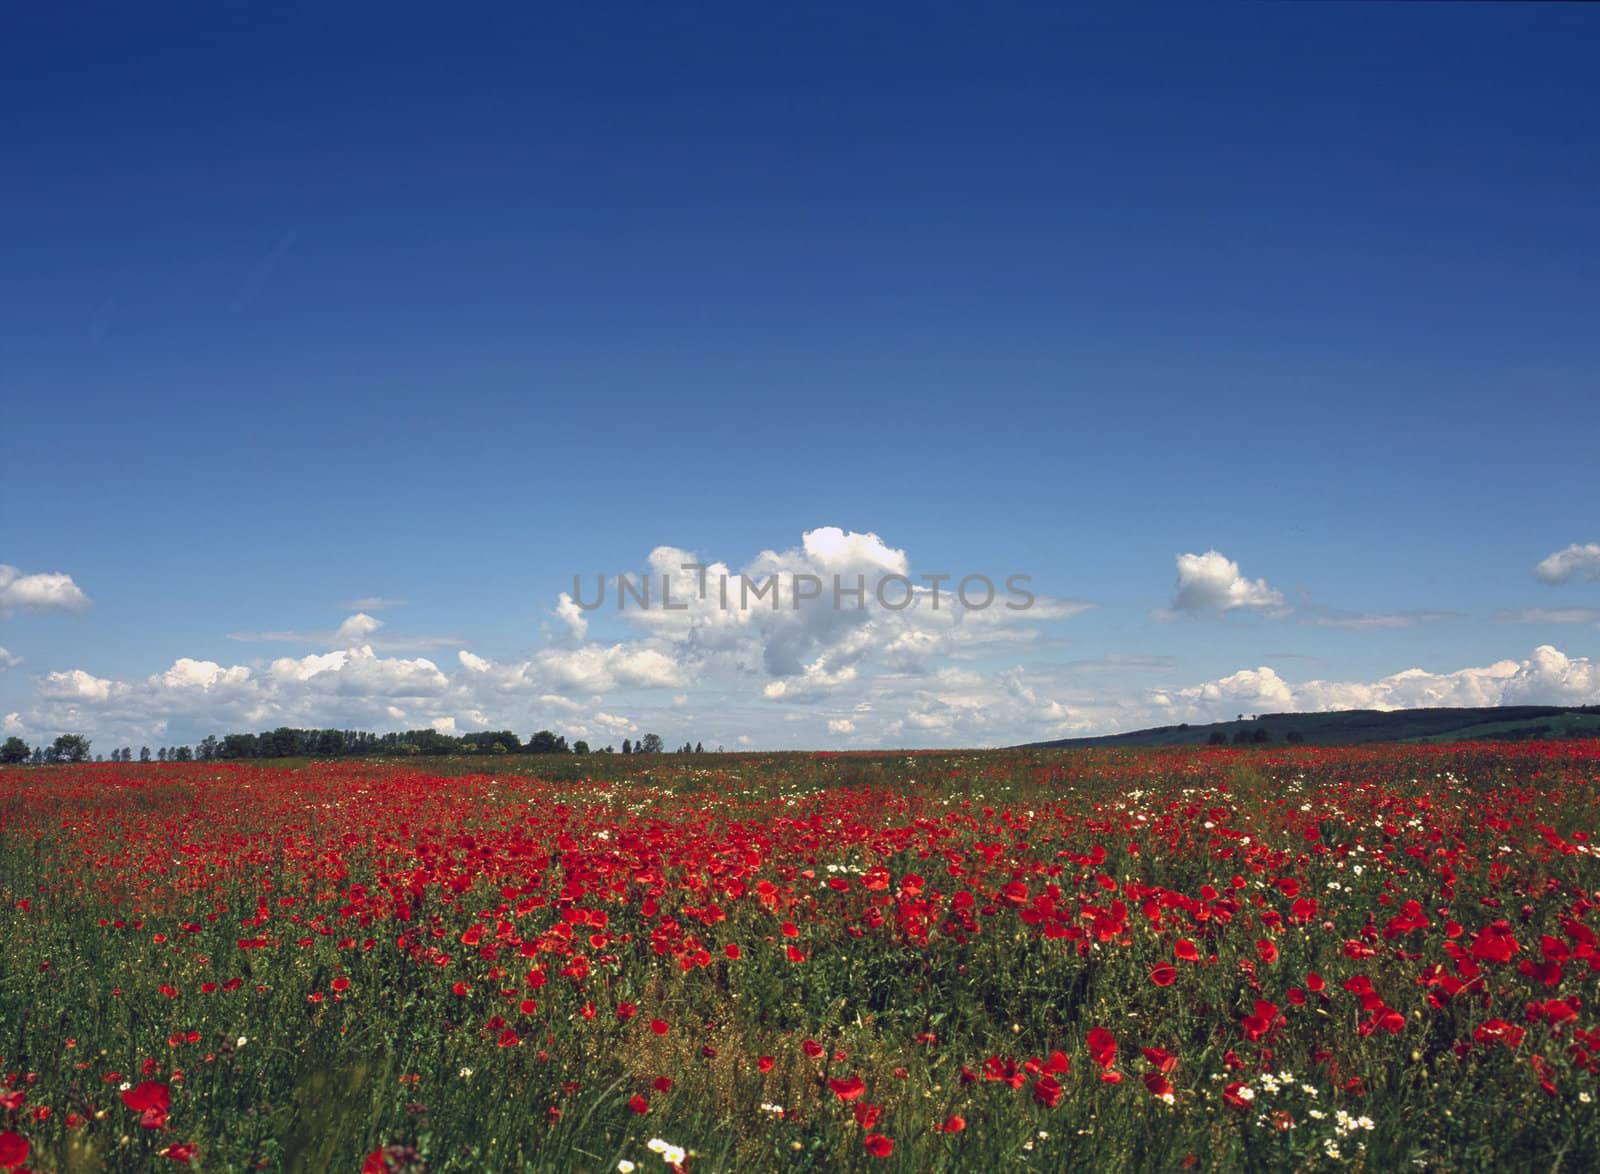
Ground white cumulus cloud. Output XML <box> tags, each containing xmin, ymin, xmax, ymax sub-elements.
<box><xmin>158</xmin><ymin>658</ymin><xmax>253</xmax><ymax>691</ymax></box>
<box><xmin>1155</xmin><ymin>645</ymin><xmax>1599</xmax><ymax>723</ymax></box>
<box><xmin>533</xmin><ymin>643</ymin><xmax>686</xmax><ymax>693</ymax></box>
<box><xmin>334</xmin><ymin>613</ymin><xmax>384</xmax><ymax>646</ymax></box>
<box><xmin>554</xmin><ymin>592</ymin><xmax>589</xmax><ymax>639</ymax></box>
<box><xmin>1169</xmin><ymin>551</ymin><xmax>1286</xmax><ymax>614</ymax></box>
<box><xmin>0</xmin><ymin>565</ymin><xmax>91</xmax><ymax>613</ymax></box>
<box><xmin>40</xmin><ymin>668</ymin><xmax>121</xmax><ymax>703</ymax></box>
<box><xmin>1536</xmin><ymin>543</ymin><xmax>1600</xmax><ymax>585</ymax></box>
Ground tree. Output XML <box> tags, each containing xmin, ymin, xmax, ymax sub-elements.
<box><xmin>197</xmin><ymin>735</ymin><xmax>220</xmax><ymax>761</ymax></box>
<box><xmin>475</xmin><ymin>730</ymin><xmax>521</xmax><ymax>755</ymax></box>
<box><xmin>139</xmin><ymin>746</ymin><xmax>151</xmax><ymax>762</ymax></box>
<box><xmin>0</xmin><ymin>736</ymin><xmax>28</xmax><ymax>764</ymax></box>
<box><xmin>220</xmin><ymin>733</ymin><xmax>257</xmax><ymax>760</ymax></box>
<box><xmin>29</xmin><ymin>746</ymin><xmax>44</xmax><ymax>765</ymax></box>
<box><xmin>572</xmin><ymin>740</ymin><xmax>590</xmax><ymax>754</ymax></box>
<box><xmin>621</xmin><ymin>738</ymin><xmax>632</xmax><ymax>755</ymax></box>
<box><xmin>527</xmin><ymin>730</ymin><xmax>569</xmax><ymax>755</ymax></box>
<box><xmin>638</xmin><ymin>733</ymin><xmax>664</xmax><ymax>754</ymax></box>
<box><xmin>52</xmin><ymin>734</ymin><xmax>91</xmax><ymax>763</ymax></box>
<box><xmin>158</xmin><ymin>747</ymin><xmax>169</xmax><ymax>762</ymax></box>
<box><xmin>264</xmin><ymin>727</ymin><xmax>304</xmax><ymax>758</ymax></box>
<box><xmin>173</xmin><ymin>745</ymin><xmax>193</xmax><ymax>762</ymax></box>
<box><xmin>695</xmin><ymin>741</ymin><xmax>704</xmax><ymax>754</ymax></box>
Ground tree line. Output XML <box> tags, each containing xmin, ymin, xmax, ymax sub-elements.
<box><xmin>0</xmin><ymin>727</ymin><xmax>714</xmax><ymax>766</ymax></box>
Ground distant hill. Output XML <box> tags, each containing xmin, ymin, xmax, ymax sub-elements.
<box><xmin>1021</xmin><ymin>704</ymin><xmax>1600</xmax><ymax>749</ymax></box>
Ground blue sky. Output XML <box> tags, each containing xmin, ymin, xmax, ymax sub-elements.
<box><xmin>3</xmin><ymin>3</ymin><xmax>1598</xmax><ymax>751</ymax></box>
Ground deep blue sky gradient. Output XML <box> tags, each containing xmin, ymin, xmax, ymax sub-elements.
<box><xmin>3</xmin><ymin>3</ymin><xmax>1597</xmax><ymax>745</ymax></box>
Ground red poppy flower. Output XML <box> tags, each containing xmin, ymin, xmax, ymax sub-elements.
<box><xmin>829</xmin><ymin>1075</ymin><xmax>866</xmax><ymax>1102</ymax></box>
<box><xmin>1175</xmin><ymin>940</ymin><xmax>1199</xmax><ymax>962</ymax></box>
<box><xmin>1471</xmin><ymin>921</ymin><xmax>1521</xmax><ymax>965</ymax></box>
<box><xmin>1150</xmin><ymin>963</ymin><xmax>1178</xmax><ymax>986</ymax></box>
<box><xmin>1222</xmin><ymin>1081</ymin><xmax>1252</xmax><ymax>1110</ymax></box>
<box><xmin>863</xmin><ymin>1134</ymin><xmax>894</xmax><ymax>1158</ymax></box>
<box><xmin>940</xmin><ymin>1114</ymin><xmax>966</xmax><ymax>1133</ymax></box>
<box><xmin>1141</xmin><ymin>1046</ymin><xmax>1177</xmax><ymax>1074</ymax></box>
<box><xmin>649</xmin><ymin>1018</ymin><xmax>669</xmax><ymax>1035</ymax></box>
<box><xmin>628</xmin><ymin>1094</ymin><xmax>649</xmax><ymax>1114</ymax></box>
<box><xmin>653</xmin><ymin>1076</ymin><xmax>672</xmax><ymax>1092</ymax></box>
<box><xmin>1475</xmin><ymin>1019</ymin><xmax>1526</xmax><ymax>1048</ymax></box>
<box><xmin>1087</xmin><ymin>1027</ymin><xmax>1117</xmax><ymax>1069</ymax></box>
<box><xmin>122</xmin><ymin>1080</ymin><xmax>171</xmax><ymax>1130</ymax></box>
<box><xmin>1241</xmin><ymin>1000</ymin><xmax>1281</xmax><ymax>1043</ymax></box>
<box><xmin>802</xmin><ymin>1039</ymin><xmax>825</xmax><ymax>1059</ymax></box>
<box><xmin>0</xmin><ymin>1131</ymin><xmax>29</xmax><ymax>1171</ymax></box>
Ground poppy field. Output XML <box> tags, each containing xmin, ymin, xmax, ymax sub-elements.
<box><xmin>3</xmin><ymin>742</ymin><xmax>1600</xmax><ymax>1172</ymax></box>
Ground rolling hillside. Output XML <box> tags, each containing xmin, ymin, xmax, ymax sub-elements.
<box><xmin>1023</xmin><ymin>705</ymin><xmax>1600</xmax><ymax>749</ymax></box>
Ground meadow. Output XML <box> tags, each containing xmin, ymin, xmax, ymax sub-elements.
<box><xmin>2</xmin><ymin>742</ymin><xmax>1598</xmax><ymax>1172</ymax></box>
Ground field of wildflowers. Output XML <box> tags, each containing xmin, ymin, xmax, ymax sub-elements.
<box><xmin>2</xmin><ymin>741</ymin><xmax>1598</xmax><ymax>1171</ymax></box>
